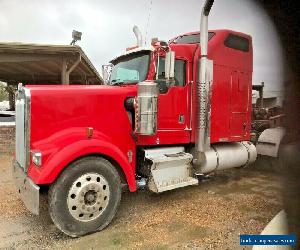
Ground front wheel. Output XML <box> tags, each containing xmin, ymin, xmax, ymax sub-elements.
<box><xmin>48</xmin><ymin>156</ymin><xmax>122</xmax><ymax>237</ymax></box>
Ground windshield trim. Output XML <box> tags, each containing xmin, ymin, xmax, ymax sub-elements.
<box><xmin>109</xmin><ymin>46</ymin><xmax>154</xmax><ymax>64</ymax></box>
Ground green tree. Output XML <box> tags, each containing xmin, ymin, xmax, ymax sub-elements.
<box><xmin>0</xmin><ymin>82</ymin><xmax>8</xmax><ymax>102</ymax></box>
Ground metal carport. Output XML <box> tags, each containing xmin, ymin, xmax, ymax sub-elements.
<box><xmin>0</xmin><ymin>42</ymin><xmax>103</xmax><ymax>85</ymax></box>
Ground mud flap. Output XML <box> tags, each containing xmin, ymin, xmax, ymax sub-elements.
<box><xmin>256</xmin><ymin>127</ymin><xmax>285</xmax><ymax>157</ymax></box>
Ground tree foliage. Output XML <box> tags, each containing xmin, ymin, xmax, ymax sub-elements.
<box><xmin>0</xmin><ymin>82</ymin><xmax>8</xmax><ymax>102</ymax></box>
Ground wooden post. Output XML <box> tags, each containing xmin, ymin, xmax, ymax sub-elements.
<box><xmin>61</xmin><ymin>57</ymin><xmax>69</xmax><ymax>84</ymax></box>
<box><xmin>260</xmin><ymin>81</ymin><xmax>264</xmax><ymax>108</ymax></box>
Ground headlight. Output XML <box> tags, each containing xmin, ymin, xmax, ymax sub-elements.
<box><xmin>32</xmin><ymin>151</ymin><xmax>42</xmax><ymax>167</ymax></box>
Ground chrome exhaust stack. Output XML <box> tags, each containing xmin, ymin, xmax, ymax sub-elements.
<box><xmin>133</xmin><ymin>25</ymin><xmax>143</xmax><ymax>47</ymax></box>
<box><xmin>195</xmin><ymin>0</ymin><xmax>214</xmax><ymax>165</ymax></box>
<box><xmin>194</xmin><ymin>0</ymin><xmax>257</xmax><ymax>171</ymax></box>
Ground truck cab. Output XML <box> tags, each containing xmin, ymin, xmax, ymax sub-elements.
<box><xmin>108</xmin><ymin>29</ymin><xmax>253</xmax><ymax>146</ymax></box>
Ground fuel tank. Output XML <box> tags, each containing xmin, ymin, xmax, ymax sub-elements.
<box><xmin>197</xmin><ymin>141</ymin><xmax>257</xmax><ymax>174</ymax></box>
<box><xmin>135</xmin><ymin>81</ymin><xmax>158</xmax><ymax>135</ymax></box>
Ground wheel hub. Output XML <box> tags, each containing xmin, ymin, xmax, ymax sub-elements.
<box><xmin>67</xmin><ymin>173</ymin><xmax>110</xmax><ymax>222</ymax></box>
<box><xmin>85</xmin><ymin>190</ymin><xmax>97</xmax><ymax>204</ymax></box>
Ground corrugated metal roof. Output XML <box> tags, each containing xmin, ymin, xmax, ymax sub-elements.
<box><xmin>0</xmin><ymin>42</ymin><xmax>103</xmax><ymax>85</ymax></box>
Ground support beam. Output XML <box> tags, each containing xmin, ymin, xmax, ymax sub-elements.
<box><xmin>259</xmin><ymin>81</ymin><xmax>264</xmax><ymax>108</ymax></box>
<box><xmin>0</xmin><ymin>74</ymin><xmax>60</xmax><ymax>82</ymax></box>
<box><xmin>1</xmin><ymin>62</ymin><xmax>33</xmax><ymax>75</ymax></box>
<box><xmin>0</xmin><ymin>53</ymin><xmax>59</xmax><ymax>63</ymax></box>
<box><xmin>30</xmin><ymin>62</ymin><xmax>57</xmax><ymax>75</ymax></box>
<box><xmin>67</xmin><ymin>54</ymin><xmax>81</xmax><ymax>76</ymax></box>
<box><xmin>61</xmin><ymin>54</ymin><xmax>81</xmax><ymax>85</ymax></box>
<box><xmin>61</xmin><ymin>57</ymin><xmax>68</xmax><ymax>84</ymax></box>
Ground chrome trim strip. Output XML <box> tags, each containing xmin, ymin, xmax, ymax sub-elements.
<box><xmin>15</xmin><ymin>86</ymin><xmax>31</xmax><ymax>172</ymax></box>
<box><xmin>24</xmin><ymin>87</ymin><xmax>31</xmax><ymax>172</ymax></box>
<box><xmin>110</xmin><ymin>46</ymin><xmax>154</xmax><ymax>63</ymax></box>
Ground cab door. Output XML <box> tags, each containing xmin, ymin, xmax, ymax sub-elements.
<box><xmin>230</xmin><ymin>71</ymin><xmax>251</xmax><ymax>139</ymax></box>
<box><xmin>156</xmin><ymin>58</ymin><xmax>191</xmax><ymax>144</ymax></box>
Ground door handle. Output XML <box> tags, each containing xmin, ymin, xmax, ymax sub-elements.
<box><xmin>178</xmin><ymin>115</ymin><xmax>185</xmax><ymax>124</ymax></box>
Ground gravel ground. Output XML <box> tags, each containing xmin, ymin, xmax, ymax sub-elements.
<box><xmin>0</xmin><ymin>156</ymin><xmax>282</xmax><ymax>250</ymax></box>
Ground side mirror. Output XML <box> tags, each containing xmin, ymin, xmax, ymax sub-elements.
<box><xmin>102</xmin><ymin>64</ymin><xmax>112</xmax><ymax>84</ymax></box>
<box><xmin>165</xmin><ymin>51</ymin><xmax>175</xmax><ymax>80</ymax></box>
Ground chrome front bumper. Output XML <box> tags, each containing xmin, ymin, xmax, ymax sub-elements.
<box><xmin>12</xmin><ymin>160</ymin><xmax>40</xmax><ymax>215</ymax></box>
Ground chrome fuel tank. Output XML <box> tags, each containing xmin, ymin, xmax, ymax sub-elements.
<box><xmin>135</xmin><ymin>81</ymin><xmax>158</xmax><ymax>135</ymax></box>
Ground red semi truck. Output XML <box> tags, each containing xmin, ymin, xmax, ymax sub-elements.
<box><xmin>13</xmin><ymin>0</ymin><xmax>258</xmax><ymax>236</ymax></box>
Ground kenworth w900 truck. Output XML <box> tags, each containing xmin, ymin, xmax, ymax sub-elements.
<box><xmin>13</xmin><ymin>0</ymin><xmax>261</xmax><ymax>236</ymax></box>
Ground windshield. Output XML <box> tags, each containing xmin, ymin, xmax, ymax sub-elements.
<box><xmin>109</xmin><ymin>51</ymin><xmax>150</xmax><ymax>85</ymax></box>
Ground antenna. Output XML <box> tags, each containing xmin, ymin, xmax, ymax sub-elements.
<box><xmin>144</xmin><ymin>0</ymin><xmax>153</xmax><ymax>45</ymax></box>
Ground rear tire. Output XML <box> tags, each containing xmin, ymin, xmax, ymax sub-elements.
<box><xmin>48</xmin><ymin>156</ymin><xmax>122</xmax><ymax>237</ymax></box>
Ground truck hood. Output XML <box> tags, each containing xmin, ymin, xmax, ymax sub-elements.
<box><xmin>26</xmin><ymin>84</ymin><xmax>138</xmax><ymax>173</ymax></box>
<box><xmin>27</xmin><ymin>84</ymin><xmax>137</xmax><ymax>96</ymax></box>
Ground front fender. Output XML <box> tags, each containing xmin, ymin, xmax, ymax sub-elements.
<box><xmin>28</xmin><ymin>138</ymin><xmax>137</xmax><ymax>192</ymax></box>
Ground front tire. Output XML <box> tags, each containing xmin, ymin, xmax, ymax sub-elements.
<box><xmin>48</xmin><ymin>156</ymin><xmax>122</xmax><ymax>237</ymax></box>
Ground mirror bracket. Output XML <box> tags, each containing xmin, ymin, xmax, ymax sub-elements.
<box><xmin>165</xmin><ymin>51</ymin><xmax>175</xmax><ymax>80</ymax></box>
<box><xmin>102</xmin><ymin>64</ymin><xmax>113</xmax><ymax>84</ymax></box>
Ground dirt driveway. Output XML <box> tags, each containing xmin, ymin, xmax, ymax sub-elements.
<box><xmin>0</xmin><ymin>156</ymin><xmax>282</xmax><ymax>250</ymax></box>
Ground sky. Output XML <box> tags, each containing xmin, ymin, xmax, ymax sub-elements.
<box><xmin>0</xmin><ymin>0</ymin><xmax>284</xmax><ymax>92</ymax></box>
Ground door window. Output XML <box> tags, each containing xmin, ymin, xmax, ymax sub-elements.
<box><xmin>156</xmin><ymin>57</ymin><xmax>186</xmax><ymax>93</ymax></box>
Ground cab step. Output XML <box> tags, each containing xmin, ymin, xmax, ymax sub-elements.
<box><xmin>144</xmin><ymin>147</ymin><xmax>198</xmax><ymax>193</ymax></box>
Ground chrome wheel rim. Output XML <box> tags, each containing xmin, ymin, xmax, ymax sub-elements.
<box><xmin>67</xmin><ymin>173</ymin><xmax>110</xmax><ymax>222</ymax></box>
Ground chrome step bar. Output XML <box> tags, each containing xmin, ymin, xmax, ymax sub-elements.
<box><xmin>144</xmin><ymin>147</ymin><xmax>198</xmax><ymax>193</ymax></box>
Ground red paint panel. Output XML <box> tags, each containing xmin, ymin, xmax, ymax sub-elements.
<box><xmin>189</xmin><ymin>29</ymin><xmax>252</xmax><ymax>143</ymax></box>
<box><xmin>210</xmin><ymin>65</ymin><xmax>232</xmax><ymax>142</ymax></box>
<box><xmin>158</xmin><ymin>86</ymin><xmax>188</xmax><ymax>129</ymax></box>
<box><xmin>137</xmin><ymin>46</ymin><xmax>194</xmax><ymax>146</ymax></box>
<box><xmin>229</xmin><ymin>71</ymin><xmax>251</xmax><ymax>139</ymax></box>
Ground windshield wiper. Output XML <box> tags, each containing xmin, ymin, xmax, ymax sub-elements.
<box><xmin>110</xmin><ymin>79</ymin><xmax>124</xmax><ymax>86</ymax></box>
<box><xmin>111</xmin><ymin>79</ymin><xmax>140</xmax><ymax>86</ymax></box>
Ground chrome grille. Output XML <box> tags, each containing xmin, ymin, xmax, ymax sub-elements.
<box><xmin>15</xmin><ymin>86</ymin><xmax>30</xmax><ymax>171</ymax></box>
